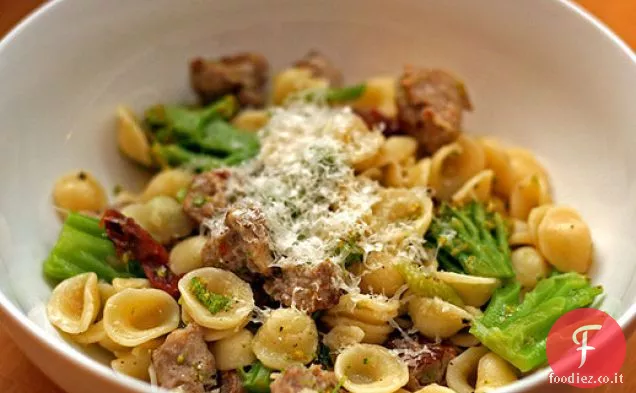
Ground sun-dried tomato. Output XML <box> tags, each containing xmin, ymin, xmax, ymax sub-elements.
<box><xmin>101</xmin><ymin>209</ymin><xmax>181</xmax><ymax>297</ymax></box>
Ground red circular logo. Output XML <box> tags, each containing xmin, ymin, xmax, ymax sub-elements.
<box><xmin>546</xmin><ymin>308</ymin><xmax>626</xmax><ymax>388</ymax></box>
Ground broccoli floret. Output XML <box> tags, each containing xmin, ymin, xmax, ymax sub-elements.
<box><xmin>189</xmin><ymin>277</ymin><xmax>233</xmax><ymax>314</ymax></box>
<box><xmin>238</xmin><ymin>361</ymin><xmax>272</xmax><ymax>393</ymax></box>
<box><xmin>470</xmin><ymin>272</ymin><xmax>602</xmax><ymax>372</ymax></box>
<box><xmin>426</xmin><ymin>201</ymin><xmax>514</xmax><ymax>279</ymax></box>
<box><xmin>43</xmin><ymin>213</ymin><xmax>138</xmax><ymax>282</ymax></box>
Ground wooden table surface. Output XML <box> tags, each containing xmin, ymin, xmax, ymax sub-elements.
<box><xmin>0</xmin><ymin>0</ymin><xmax>634</xmax><ymax>392</ymax></box>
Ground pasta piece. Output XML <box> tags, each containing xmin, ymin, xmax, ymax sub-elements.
<box><xmin>121</xmin><ymin>196</ymin><xmax>195</xmax><ymax>244</ymax></box>
<box><xmin>429</xmin><ymin>135</ymin><xmax>485</xmax><ymax>200</ymax></box>
<box><xmin>103</xmin><ymin>288</ymin><xmax>180</xmax><ymax>347</ymax></box>
<box><xmin>406</xmin><ymin>158</ymin><xmax>432</xmax><ymax>188</ymax></box>
<box><xmin>509</xmin><ymin>174</ymin><xmax>551</xmax><ymax>220</ymax></box>
<box><xmin>98</xmin><ymin>282</ymin><xmax>117</xmax><ymax>304</ymax></box>
<box><xmin>351</xmin><ymin>77</ymin><xmax>398</xmax><ymax>118</ymax></box>
<box><xmin>71</xmin><ymin>320</ymin><xmax>107</xmax><ymax>345</ymax></box>
<box><xmin>252</xmin><ymin>308</ymin><xmax>318</xmax><ymax>370</ymax></box>
<box><xmin>413</xmin><ymin>384</ymin><xmax>456</xmax><ymax>393</ymax></box>
<box><xmin>372</xmin><ymin>187</ymin><xmax>433</xmax><ymax>244</ymax></box>
<box><xmin>210</xmin><ymin>329</ymin><xmax>256</xmax><ymax>370</ymax></box>
<box><xmin>446</xmin><ymin>346</ymin><xmax>490</xmax><ymax>393</ymax></box>
<box><xmin>116</xmin><ymin>105</ymin><xmax>153</xmax><ymax>167</ymax></box>
<box><xmin>511</xmin><ymin>246</ymin><xmax>550</xmax><ymax>288</ymax></box>
<box><xmin>508</xmin><ymin>219</ymin><xmax>533</xmax><ymax>246</ymax></box>
<box><xmin>377</xmin><ymin>136</ymin><xmax>419</xmax><ymax>166</ymax></box>
<box><xmin>536</xmin><ymin>206</ymin><xmax>593</xmax><ymax>273</ymax></box>
<box><xmin>231</xmin><ymin>109</ymin><xmax>270</xmax><ymax>132</ymax></box>
<box><xmin>478</xmin><ymin>138</ymin><xmax>515</xmax><ymax>198</ymax></box>
<box><xmin>475</xmin><ymin>352</ymin><xmax>518</xmax><ymax>393</ymax></box>
<box><xmin>383</xmin><ymin>161</ymin><xmax>410</xmax><ymax>188</ymax></box>
<box><xmin>487</xmin><ymin>196</ymin><xmax>508</xmax><ymax>217</ymax></box>
<box><xmin>98</xmin><ymin>335</ymin><xmax>130</xmax><ymax>355</ymax></box>
<box><xmin>451</xmin><ymin>169</ymin><xmax>495</xmax><ymax>204</ymax></box>
<box><xmin>354</xmin><ymin>252</ymin><xmax>405</xmax><ymax>296</ymax></box>
<box><xmin>435</xmin><ymin>272</ymin><xmax>500</xmax><ymax>307</ymax></box>
<box><xmin>140</xmin><ymin>169</ymin><xmax>193</xmax><ymax>202</ymax></box>
<box><xmin>323</xmin><ymin>325</ymin><xmax>366</xmax><ymax>351</ymax></box>
<box><xmin>507</xmin><ymin>147</ymin><xmax>548</xmax><ymax>186</ymax></box>
<box><xmin>322</xmin><ymin>315</ymin><xmax>394</xmax><ymax>345</ymax></box>
<box><xmin>339</xmin><ymin>115</ymin><xmax>386</xmax><ymax>171</ymax></box>
<box><xmin>449</xmin><ymin>332</ymin><xmax>481</xmax><ymax>348</ymax></box>
<box><xmin>181</xmin><ymin>307</ymin><xmax>249</xmax><ymax>342</ymax></box>
<box><xmin>178</xmin><ymin>267</ymin><xmax>254</xmax><ymax>330</ymax></box>
<box><xmin>334</xmin><ymin>343</ymin><xmax>409</xmax><ymax>393</ymax></box>
<box><xmin>111</xmin><ymin>339</ymin><xmax>163</xmax><ymax>381</ymax></box>
<box><xmin>168</xmin><ymin>236</ymin><xmax>207</xmax><ymax>275</ymax></box>
<box><xmin>326</xmin><ymin>293</ymin><xmax>400</xmax><ymax>325</ymax></box>
<box><xmin>112</xmin><ymin>278</ymin><xmax>151</xmax><ymax>292</ymax></box>
<box><xmin>408</xmin><ymin>296</ymin><xmax>473</xmax><ymax>339</ymax></box>
<box><xmin>47</xmin><ymin>272</ymin><xmax>100</xmax><ymax>334</ymax></box>
<box><xmin>272</xmin><ymin>67</ymin><xmax>329</xmax><ymax>105</ymax></box>
<box><xmin>53</xmin><ymin>170</ymin><xmax>107</xmax><ymax>215</ymax></box>
<box><xmin>527</xmin><ymin>204</ymin><xmax>552</xmax><ymax>244</ymax></box>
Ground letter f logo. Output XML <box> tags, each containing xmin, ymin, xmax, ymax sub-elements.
<box><xmin>572</xmin><ymin>324</ymin><xmax>602</xmax><ymax>368</ymax></box>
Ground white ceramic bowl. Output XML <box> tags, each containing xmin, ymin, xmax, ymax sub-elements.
<box><xmin>0</xmin><ymin>0</ymin><xmax>634</xmax><ymax>392</ymax></box>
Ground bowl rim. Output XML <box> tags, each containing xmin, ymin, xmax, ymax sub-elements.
<box><xmin>0</xmin><ymin>0</ymin><xmax>634</xmax><ymax>392</ymax></box>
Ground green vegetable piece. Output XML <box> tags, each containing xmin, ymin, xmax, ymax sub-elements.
<box><xmin>175</xmin><ymin>187</ymin><xmax>188</xmax><ymax>203</ymax></box>
<box><xmin>470</xmin><ymin>272</ymin><xmax>603</xmax><ymax>372</ymax></box>
<box><xmin>189</xmin><ymin>277</ymin><xmax>232</xmax><ymax>314</ymax></box>
<box><xmin>43</xmin><ymin>213</ymin><xmax>136</xmax><ymax>282</ymax></box>
<box><xmin>151</xmin><ymin>144</ymin><xmax>225</xmax><ymax>172</ymax></box>
<box><xmin>238</xmin><ymin>361</ymin><xmax>272</xmax><ymax>393</ymax></box>
<box><xmin>316</xmin><ymin>342</ymin><xmax>333</xmax><ymax>368</ymax></box>
<box><xmin>426</xmin><ymin>202</ymin><xmax>514</xmax><ymax>279</ymax></box>
<box><xmin>396</xmin><ymin>261</ymin><xmax>464</xmax><ymax>306</ymax></box>
<box><xmin>326</xmin><ymin>84</ymin><xmax>366</xmax><ymax>102</ymax></box>
<box><xmin>335</xmin><ymin>237</ymin><xmax>364</xmax><ymax>268</ymax></box>
<box><xmin>194</xmin><ymin>119</ymin><xmax>260</xmax><ymax>156</ymax></box>
<box><xmin>145</xmin><ymin>95</ymin><xmax>238</xmax><ymax>132</ymax></box>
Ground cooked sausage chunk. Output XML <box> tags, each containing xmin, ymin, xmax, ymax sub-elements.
<box><xmin>270</xmin><ymin>365</ymin><xmax>341</xmax><ymax>393</ymax></box>
<box><xmin>151</xmin><ymin>324</ymin><xmax>216</xmax><ymax>393</ymax></box>
<box><xmin>293</xmin><ymin>50</ymin><xmax>343</xmax><ymax>87</ymax></box>
<box><xmin>183</xmin><ymin>170</ymin><xmax>231</xmax><ymax>223</ymax></box>
<box><xmin>219</xmin><ymin>371</ymin><xmax>246</xmax><ymax>393</ymax></box>
<box><xmin>396</xmin><ymin>67</ymin><xmax>472</xmax><ymax>154</ymax></box>
<box><xmin>263</xmin><ymin>261</ymin><xmax>341</xmax><ymax>313</ymax></box>
<box><xmin>386</xmin><ymin>333</ymin><xmax>459</xmax><ymax>390</ymax></box>
<box><xmin>202</xmin><ymin>206</ymin><xmax>273</xmax><ymax>281</ymax></box>
<box><xmin>190</xmin><ymin>52</ymin><xmax>269</xmax><ymax>107</ymax></box>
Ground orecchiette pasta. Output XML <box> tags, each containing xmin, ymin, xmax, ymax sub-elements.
<box><xmin>116</xmin><ymin>105</ymin><xmax>153</xmax><ymax>167</ymax></box>
<box><xmin>272</xmin><ymin>67</ymin><xmax>329</xmax><ymax>105</ymax></box>
<box><xmin>210</xmin><ymin>329</ymin><xmax>256</xmax><ymax>371</ymax></box>
<box><xmin>178</xmin><ymin>267</ymin><xmax>254</xmax><ymax>331</ymax></box>
<box><xmin>99</xmin><ymin>335</ymin><xmax>130</xmax><ymax>355</ymax></box>
<box><xmin>322</xmin><ymin>315</ymin><xmax>394</xmax><ymax>345</ymax></box>
<box><xmin>478</xmin><ymin>138</ymin><xmax>515</xmax><ymax>198</ymax></box>
<box><xmin>449</xmin><ymin>332</ymin><xmax>481</xmax><ymax>348</ymax></box>
<box><xmin>121</xmin><ymin>196</ymin><xmax>195</xmax><ymax>244</ymax></box>
<box><xmin>47</xmin><ymin>272</ymin><xmax>100</xmax><ymax>334</ymax></box>
<box><xmin>98</xmin><ymin>282</ymin><xmax>117</xmax><ymax>304</ymax></box>
<box><xmin>511</xmin><ymin>246</ymin><xmax>550</xmax><ymax>288</ymax></box>
<box><xmin>376</xmin><ymin>136</ymin><xmax>419</xmax><ymax>167</ymax></box>
<box><xmin>508</xmin><ymin>219</ymin><xmax>533</xmax><ymax>246</ymax></box>
<box><xmin>354</xmin><ymin>251</ymin><xmax>405</xmax><ymax>296</ymax></box>
<box><xmin>140</xmin><ymin>169</ymin><xmax>194</xmax><ymax>202</ymax></box>
<box><xmin>408</xmin><ymin>296</ymin><xmax>473</xmax><ymax>339</ymax></box>
<box><xmin>445</xmin><ymin>346</ymin><xmax>490</xmax><ymax>393</ymax></box>
<box><xmin>181</xmin><ymin>307</ymin><xmax>249</xmax><ymax>342</ymax></box>
<box><xmin>112</xmin><ymin>278</ymin><xmax>151</xmax><ymax>292</ymax></box>
<box><xmin>111</xmin><ymin>339</ymin><xmax>164</xmax><ymax>381</ymax></box>
<box><xmin>406</xmin><ymin>158</ymin><xmax>432</xmax><ymax>188</ymax></box>
<box><xmin>509</xmin><ymin>174</ymin><xmax>551</xmax><ymax>220</ymax></box>
<box><xmin>334</xmin><ymin>343</ymin><xmax>409</xmax><ymax>393</ymax></box>
<box><xmin>413</xmin><ymin>384</ymin><xmax>456</xmax><ymax>393</ymax></box>
<box><xmin>429</xmin><ymin>135</ymin><xmax>486</xmax><ymax>200</ymax></box>
<box><xmin>371</xmin><ymin>187</ymin><xmax>433</xmax><ymax>244</ymax></box>
<box><xmin>70</xmin><ymin>319</ymin><xmax>107</xmax><ymax>345</ymax></box>
<box><xmin>252</xmin><ymin>308</ymin><xmax>318</xmax><ymax>370</ymax></box>
<box><xmin>351</xmin><ymin>77</ymin><xmax>397</xmax><ymax>118</ymax></box>
<box><xmin>507</xmin><ymin>147</ymin><xmax>548</xmax><ymax>186</ymax></box>
<box><xmin>475</xmin><ymin>352</ymin><xmax>518</xmax><ymax>393</ymax></box>
<box><xmin>231</xmin><ymin>109</ymin><xmax>270</xmax><ymax>132</ymax></box>
<box><xmin>103</xmin><ymin>288</ymin><xmax>180</xmax><ymax>347</ymax></box>
<box><xmin>168</xmin><ymin>236</ymin><xmax>207</xmax><ymax>275</ymax></box>
<box><xmin>527</xmin><ymin>204</ymin><xmax>552</xmax><ymax>244</ymax></box>
<box><xmin>536</xmin><ymin>205</ymin><xmax>593</xmax><ymax>273</ymax></box>
<box><xmin>435</xmin><ymin>272</ymin><xmax>500</xmax><ymax>307</ymax></box>
<box><xmin>53</xmin><ymin>171</ymin><xmax>107</xmax><ymax>215</ymax></box>
<box><xmin>451</xmin><ymin>169</ymin><xmax>495</xmax><ymax>205</ymax></box>
<box><xmin>323</xmin><ymin>325</ymin><xmax>366</xmax><ymax>351</ymax></box>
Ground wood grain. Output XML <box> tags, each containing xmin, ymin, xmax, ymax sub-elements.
<box><xmin>0</xmin><ymin>0</ymin><xmax>634</xmax><ymax>392</ymax></box>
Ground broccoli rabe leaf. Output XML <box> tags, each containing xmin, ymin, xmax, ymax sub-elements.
<box><xmin>316</xmin><ymin>342</ymin><xmax>334</xmax><ymax>368</ymax></box>
<box><xmin>189</xmin><ymin>277</ymin><xmax>233</xmax><ymax>314</ymax></box>
<box><xmin>396</xmin><ymin>261</ymin><xmax>464</xmax><ymax>306</ymax></box>
<box><xmin>43</xmin><ymin>213</ymin><xmax>140</xmax><ymax>282</ymax></box>
<box><xmin>238</xmin><ymin>361</ymin><xmax>272</xmax><ymax>393</ymax></box>
<box><xmin>470</xmin><ymin>272</ymin><xmax>602</xmax><ymax>372</ymax></box>
<box><xmin>326</xmin><ymin>84</ymin><xmax>366</xmax><ymax>102</ymax></box>
<box><xmin>426</xmin><ymin>202</ymin><xmax>514</xmax><ymax>279</ymax></box>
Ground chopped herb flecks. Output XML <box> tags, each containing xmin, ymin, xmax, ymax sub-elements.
<box><xmin>189</xmin><ymin>277</ymin><xmax>233</xmax><ymax>314</ymax></box>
